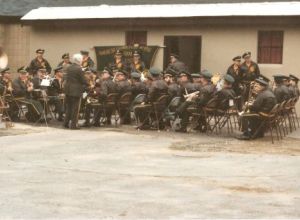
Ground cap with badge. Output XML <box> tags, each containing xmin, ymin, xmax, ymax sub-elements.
<box><xmin>17</xmin><ymin>66</ymin><xmax>28</xmax><ymax>74</ymax></box>
<box><xmin>273</xmin><ymin>74</ymin><xmax>289</xmax><ymax>83</ymax></box>
<box><xmin>62</xmin><ymin>53</ymin><xmax>69</xmax><ymax>59</ymax></box>
<box><xmin>0</xmin><ymin>67</ymin><xmax>10</xmax><ymax>74</ymax></box>
<box><xmin>242</xmin><ymin>51</ymin><xmax>251</xmax><ymax>59</ymax></box>
<box><xmin>114</xmin><ymin>68</ymin><xmax>128</xmax><ymax>76</ymax></box>
<box><xmin>164</xmin><ymin>68</ymin><xmax>177</xmax><ymax>78</ymax></box>
<box><xmin>36</xmin><ymin>48</ymin><xmax>45</xmax><ymax>54</ymax></box>
<box><xmin>255</xmin><ymin>78</ymin><xmax>269</xmax><ymax>87</ymax></box>
<box><xmin>200</xmin><ymin>70</ymin><xmax>212</xmax><ymax>79</ymax></box>
<box><xmin>191</xmin><ymin>72</ymin><xmax>201</xmax><ymax>78</ymax></box>
<box><xmin>115</xmin><ymin>49</ymin><xmax>123</xmax><ymax>56</ymax></box>
<box><xmin>102</xmin><ymin>67</ymin><xmax>113</xmax><ymax>75</ymax></box>
<box><xmin>54</xmin><ymin>66</ymin><xmax>63</xmax><ymax>73</ymax></box>
<box><xmin>133</xmin><ymin>50</ymin><xmax>141</xmax><ymax>57</ymax></box>
<box><xmin>131</xmin><ymin>72</ymin><xmax>141</xmax><ymax>79</ymax></box>
<box><xmin>170</xmin><ymin>53</ymin><xmax>179</xmax><ymax>59</ymax></box>
<box><xmin>80</xmin><ymin>50</ymin><xmax>89</xmax><ymax>56</ymax></box>
<box><xmin>38</xmin><ymin>68</ymin><xmax>47</xmax><ymax>73</ymax></box>
<box><xmin>149</xmin><ymin>67</ymin><xmax>162</xmax><ymax>76</ymax></box>
<box><xmin>232</xmin><ymin>56</ymin><xmax>241</xmax><ymax>61</ymax></box>
<box><xmin>289</xmin><ymin>74</ymin><xmax>299</xmax><ymax>83</ymax></box>
<box><xmin>224</xmin><ymin>74</ymin><xmax>235</xmax><ymax>84</ymax></box>
<box><xmin>258</xmin><ymin>74</ymin><xmax>270</xmax><ymax>83</ymax></box>
<box><xmin>179</xmin><ymin>71</ymin><xmax>191</xmax><ymax>78</ymax></box>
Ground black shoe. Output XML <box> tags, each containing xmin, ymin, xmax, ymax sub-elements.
<box><xmin>63</xmin><ymin>124</ymin><xmax>69</xmax><ymax>129</ymax></box>
<box><xmin>57</xmin><ymin>116</ymin><xmax>64</xmax><ymax>122</ymax></box>
<box><xmin>236</xmin><ymin>134</ymin><xmax>251</xmax><ymax>140</ymax></box>
<box><xmin>175</xmin><ymin>127</ymin><xmax>187</xmax><ymax>133</ymax></box>
<box><xmin>70</xmin><ymin>126</ymin><xmax>80</xmax><ymax>130</ymax></box>
<box><xmin>136</xmin><ymin>125</ymin><xmax>151</xmax><ymax>130</ymax></box>
<box><xmin>82</xmin><ymin>122</ymin><xmax>91</xmax><ymax>127</ymax></box>
<box><xmin>93</xmin><ymin>122</ymin><xmax>101</xmax><ymax>127</ymax></box>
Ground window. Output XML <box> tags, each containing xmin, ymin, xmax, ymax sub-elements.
<box><xmin>125</xmin><ymin>31</ymin><xmax>147</xmax><ymax>46</ymax></box>
<box><xmin>258</xmin><ymin>31</ymin><xmax>284</xmax><ymax>64</ymax></box>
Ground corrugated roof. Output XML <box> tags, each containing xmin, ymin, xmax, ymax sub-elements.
<box><xmin>21</xmin><ymin>2</ymin><xmax>300</xmax><ymax>21</ymax></box>
<box><xmin>0</xmin><ymin>0</ymin><xmax>295</xmax><ymax>17</ymax></box>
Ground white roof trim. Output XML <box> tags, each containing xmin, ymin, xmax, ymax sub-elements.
<box><xmin>21</xmin><ymin>2</ymin><xmax>300</xmax><ymax>21</ymax></box>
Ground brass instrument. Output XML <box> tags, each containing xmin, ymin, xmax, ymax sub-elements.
<box><xmin>0</xmin><ymin>47</ymin><xmax>8</xmax><ymax>69</ymax></box>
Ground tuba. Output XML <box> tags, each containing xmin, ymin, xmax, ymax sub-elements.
<box><xmin>0</xmin><ymin>47</ymin><xmax>8</xmax><ymax>69</ymax></box>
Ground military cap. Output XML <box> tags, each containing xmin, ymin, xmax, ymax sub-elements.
<box><xmin>115</xmin><ymin>49</ymin><xmax>123</xmax><ymax>55</ymax></box>
<box><xmin>289</xmin><ymin>74</ymin><xmax>299</xmax><ymax>82</ymax></box>
<box><xmin>133</xmin><ymin>50</ymin><xmax>141</xmax><ymax>56</ymax></box>
<box><xmin>232</xmin><ymin>56</ymin><xmax>242</xmax><ymax>61</ymax></box>
<box><xmin>242</xmin><ymin>51</ymin><xmax>251</xmax><ymax>59</ymax></box>
<box><xmin>258</xmin><ymin>74</ymin><xmax>270</xmax><ymax>83</ymax></box>
<box><xmin>36</xmin><ymin>48</ymin><xmax>45</xmax><ymax>54</ymax></box>
<box><xmin>17</xmin><ymin>66</ymin><xmax>28</xmax><ymax>74</ymax></box>
<box><xmin>80</xmin><ymin>50</ymin><xmax>89</xmax><ymax>56</ymax></box>
<box><xmin>164</xmin><ymin>68</ymin><xmax>177</xmax><ymax>77</ymax></box>
<box><xmin>191</xmin><ymin>72</ymin><xmax>201</xmax><ymax>78</ymax></box>
<box><xmin>62</xmin><ymin>53</ymin><xmax>69</xmax><ymax>59</ymax></box>
<box><xmin>149</xmin><ymin>67</ymin><xmax>162</xmax><ymax>76</ymax></box>
<box><xmin>102</xmin><ymin>67</ymin><xmax>113</xmax><ymax>75</ymax></box>
<box><xmin>54</xmin><ymin>66</ymin><xmax>63</xmax><ymax>73</ymax></box>
<box><xmin>0</xmin><ymin>67</ymin><xmax>10</xmax><ymax>74</ymax></box>
<box><xmin>170</xmin><ymin>53</ymin><xmax>179</xmax><ymax>59</ymax></box>
<box><xmin>38</xmin><ymin>68</ymin><xmax>47</xmax><ymax>72</ymax></box>
<box><xmin>224</xmin><ymin>74</ymin><xmax>235</xmax><ymax>84</ymax></box>
<box><xmin>273</xmin><ymin>74</ymin><xmax>289</xmax><ymax>82</ymax></box>
<box><xmin>255</xmin><ymin>78</ymin><xmax>268</xmax><ymax>86</ymax></box>
<box><xmin>131</xmin><ymin>72</ymin><xmax>141</xmax><ymax>79</ymax></box>
<box><xmin>115</xmin><ymin>68</ymin><xmax>127</xmax><ymax>76</ymax></box>
<box><xmin>200</xmin><ymin>70</ymin><xmax>212</xmax><ymax>79</ymax></box>
<box><xmin>179</xmin><ymin>71</ymin><xmax>191</xmax><ymax>78</ymax></box>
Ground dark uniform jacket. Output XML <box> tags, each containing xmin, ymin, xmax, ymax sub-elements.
<box><xmin>249</xmin><ymin>89</ymin><xmax>277</xmax><ymax>113</ymax></box>
<box><xmin>226</xmin><ymin>65</ymin><xmax>243</xmax><ymax>95</ymax></box>
<box><xmin>130</xmin><ymin>61</ymin><xmax>146</xmax><ymax>73</ymax></box>
<box><xmin>166</xmin><ymin>60</ymin><xmax>188</xmax><ymax>76</ymax></box>
<box><xmin>148</xmin><ymin>79</ymin><xmax>168</xmax><ymax>103</ymax></box>
<box><xmin>109</xmin><ymin>59</ymin><xmax>130</xmax><ymax>74</ymax></box>
<box><xmin>179</xmin><ymin>82</ymin><xmax>198</xmax><ymax>98</ymax></box>
<box><xmin>12</xmin><ymin>78</ymin><xmax>31</xmax><ymax>98</ymax></box>
<box><xmin>115</xmin><ymin>80</ymin><xmax>132</xmax><ymax>97</ymax></box>
<box><xmin>27</xmin><ymin>57</ymin><xmax>52</xmax><ymax>75</ymax></box>
<box><xmin>168</xmin><ymin>83</ymin><xmax>180</xmax><ymax>99</ymax></box>
<box><xmin>215</xmin><ymin>87</ymin><xmax>236</xmax><ymax>110</ymax></box>
<box><xmin>81</xmin><ymin>57</ymin><xmax>95</xmax><ymax>69</ymax></box>
<box><xmin>288</xmin><ymin>85</ymin><xmax>300</xmax><ymax>99</ymax></box>
<box><xmin>99</xmin><ymin>79</ymin><xmax>116</xmax><ymax>101</ymax></box>
<box><xmin>48</xmin><ymin>78</ymin><xmax>63</xmax><ymax>96</ymax></box>
<box><xmin>195</xmin><ymin>83</ymin><xmax>215</xmax><ymax>107</ymax></box>
<box><xmin>240</xmin><ymin>61</ymin><xmax>260</xmax><ymax>83</ymax></box>
<box><xmin>274</xmin><ymin>84</ymin><xmax>291</xmax><ymax>103</ymax></box>
<box><xmin>64</xmin><ymin>63</ymin><xmax>87</xmax><ymax>97</ymax></box>
<box><xmin>131</xmin><ymin>81</ymin><xmax>148</xmax><ymax>98</ymax></box>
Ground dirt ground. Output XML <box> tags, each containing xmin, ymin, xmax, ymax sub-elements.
<box><xmin>0</xmin><ymin>122</ymin><xmax>299</xmax><ymax>219</ymax></box>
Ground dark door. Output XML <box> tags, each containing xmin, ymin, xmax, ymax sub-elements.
<box><xmin>163</xmin><ymin>36</ymin><xmax>201</xmax><ymax>73</ymax></box>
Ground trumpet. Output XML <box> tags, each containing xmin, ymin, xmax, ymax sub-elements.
<box><xmin>184</xmin><ymin>91</ymin><xmax>200</xmax><ymax>101</ymax></box>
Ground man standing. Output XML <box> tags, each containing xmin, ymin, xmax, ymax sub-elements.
<box><xmin>57</xmin><ymin>53</ymin><xmax>72</xmax><ymax>72</ymax></box>
<box><xmin>273</xmin><ymin>74</ymin><xmax>291</xmax><ymax>103</ymax></box>
<box><xmin>165</xmin><ymin>53</ymin><xmax>188</xmax><ymax>76</ymax></box>
<box><xmin>63</xmin><ymin>54</ymin><xmax>88</xmax><ymax>129</ymax></box>
<box><xmin>80</xmin><ymin>50</ymin><xmax>95</xmax><ymax>69</ymax></box>
<box><xmin>27</xmin><ymin>49</ymin><xmax>52</xmax><ymax>76</ymax></box>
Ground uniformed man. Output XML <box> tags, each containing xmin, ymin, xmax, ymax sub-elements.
<box><xmin>273</xmin><ymin>74</ymin><xmax>291</xmax><ymax>103</ymax></box>
<box><xmin>27</xmin><ymin>49</ymin><xmax>52</xmax><ymax>76</ymax></box>
<box><xmin>214</xmin><ymin>74</ymin><xmax>236</xmax><ymax>111</ymax></box>
<box><xmin>130</xmin><ymin>50</ymin><xmax>146</xmax><ymax>73</ymax></box>
<box><xmin>63</xmin><ymin>54</ymin><xmax>88</xmax><ymax>129</ymax></box>
<box><xmin>80</xmin><ymin>50</ymin><xmax>95</xmax><ymax>69</ymax></box>
<box><xmin>164</xmin><ymin>69</ymin><xmax>180</xmax><ymax>100</ymax></box>
<box><xmin>191</xmin><ymin>72</ymin><xmax>203</xmax><ymax>92</ymax></box>
<box><xmin>289</xmin><ymin>74</ymin><xmax>300</xmax><ymax>99</ymax></box>
<box><xmin>12</xmin><ymin>67</ymin><xmax>45</xmax><ymax>122</ymax></box>
<box><xmin>57</xmin><ymin>53</ymin><xmax>72</xmax><ymax>72</ymax></box>
<box><xmin>134</xmin><ymin>67</ymin><xmax>168</xmax><ymax>130</ymax></box>
<box><xmin>165</xmin><ymin>53</ymin><xmax>188</xmax><ymax>77</ymax></box>
<box><xmin>226</xmin><ymin>56</ymin><xmax>243</xmax><ymax>96</ymax></box>
<box><xmin>130</xmin><ymin>72</ymin><xmax>147</xmax><ymax>98</ymax></box>
<box><xmin>237</xmin><ymin>78</ymin><xmax>277</xmax><ymax>140</ymax></box>
<box><xmin>48</xmin><ymin>66</ymin><xmax>65</xmax><ymax>121</ymax></box>
<box><xmin>178</xmin><ymin>71</ymin><xmax>197</xmax><ymax>98</ymax></box>
<box><xmin>109</xmin><ymin>50</ymin><xmax>129</xmax><ymax>74</ymax></box>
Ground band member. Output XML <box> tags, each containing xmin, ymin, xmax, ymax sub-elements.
<box><xmin>57</xmin><ymin>53</ymin><xmax>72</xmax><ymax>72</ymax></box>
<box><xmin>64</xmin><ymin>54</ymin><xmax>88</xmax><ymax>129</ymax></box>
<box><xmin>80</xmin><ymin>50</ymin><xmax>95</xmax><ymax>69</ymax></box>
<box><xmin>109</xmin><ymin>49</ymin><xmax>129</xmax><ymax>74</ymax></box>
<box><xmin>27</xmin><ymin>49</ymin><xmax>52</xmax><ymax>76</ymax></box>
<box><xmin>214</xmin><ymin>75</ymin><xmax>236</xmax><ymax>110</ymax></box>
<box><xmin>273</xmin><ymin>74</ymin><xmax>291</xmax><ymax>103</ymax></box>
<box><xmin>32</xmin><ymin>68</ymin><xmax>47</xmax><ymax>90</ymax></box>
<box><xmin>164</xmin><ymin>69</ymin><xmax>180</xmax><ymax>100</ymax></box>
<box><xmin>165</xmin><ymin>53</ymin><xmax>188</xmax><ymax>77</ymax></box>
<box><xmin>130</xmin><ymin>72</ymin><xmax>148</xmax><ymax>98</ymax></box>
<box><xmin>0</xmin><ymin>68</ymin><xmax>13</xmax><ymax>95</ymax></box>
<box><xmin>115</xmin><ymin>69</ymin><xmax>132</xmax><ymax>124</ymax></box>
<box><xmin>191</xmin><ymin>72</ymin><xmax>203</xmax><ymax>92</ymax></box>
<box><xmin>226</xmin><ymin>56</ymin><xmax>243</xmax><ymax>96</ymax></box>
<box><xmin>130</xmin><ymin>50</ymin><xmax>146</xmax><ymax>73</ymax></box>
<box><xmin>289</xmin><ymin>74</ymin><xmax>300</xmax><ymax>99</ymax></box>
<box><xmin>12</xmin><ymin>67</ymin><xmax>45</xmax><ymax>122</ymax></box>
<box><xmin>134</xmin><ymin>68</ymin><xmax>168</xmax><ymax>130</ymax></box>
<box><xmin>237</xmin><ymin>78</ymin><xmax>277</xmax><ymax>140</ymax></box>
<box><xmin>48</xmin><ymin>66</ymin><xmax>65</xmax><ymax>121</ymax></box>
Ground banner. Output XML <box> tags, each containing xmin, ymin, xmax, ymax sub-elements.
<box><xmin>94</xmin><ymin>45</ymin><xmax>160</xmax><ymax>71</ymax></box>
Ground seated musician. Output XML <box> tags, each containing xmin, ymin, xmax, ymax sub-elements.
<box><xmin>130</xmin><ymin>50</ymin><xmax>146</xmax><ymax>73</ymax></box>
<box><xmin>164</xmin><ymin>69</ymin><xmax>180</xmax><ymax>101</ymax></box>
<box><xmin>130</xmin><ymin>72</ymin><xmax>147</xmax><ymax>99</ymax></box>
<box><xmin>272</xmin><ymin>74</ymin><xmax>291</xmax><ymax>103</ymax></box>
<box><xmin>48</xmin><ymin>66</ymin><xmax>65</xmax><ymax>121</ymax></box>
<box><xmin>12</xmin><ymin>67</ymin><xmax>45</xmax><ymax>122</ymax></box>
<box><xmin>134</xmin><ymin>67</ymin><xmax>168</xmax><ymax>130</ymax></box>
<box><xmin>115</xmin><ymin>69</ymin><xmax>132</xmax><ymax>125</ymax></box>
<box><xmin>237</xmin><ymin>78</ymin><xmax>277</xmax><ymax>140</ymax></box>
<box><xmin>289</xmin><ymin>74</ymin><xmax>300</xmax><ymax>99</ymax></box>
<box><xmin>0</xmin><ymin>67</ymin><xmax>19</xmax><ymax>121</ymax></box>
<box><xmin>215</xmin><ymin>75</ymin><xmax>236</xmax><ymax>111</ymax></box>
<box><xmin>176</xmin><ymin>70</ymin><xmax>215</xmax><ymax>132</ymax></box>
<box><xmin>93</xmin><ymin>67</ymin><xmax>116</xmax><ymax>126</ymax></box>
